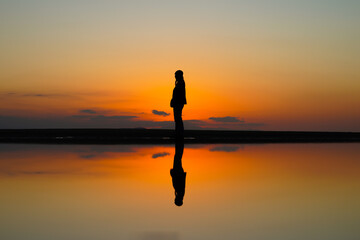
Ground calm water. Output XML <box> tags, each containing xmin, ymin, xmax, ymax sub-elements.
<box><xmin>0</xmin><ymin>143</ymin><xmax>359</xmax><ymax>240</ymax></box>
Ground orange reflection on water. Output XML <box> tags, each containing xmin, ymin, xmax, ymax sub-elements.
<box><xmin>0</xmin><ymin>143</ymin><xmax>360</xmax><ymax>240</ymax></box>
<box><xmin>1</xmin><ymin>143</ymin><xmax>360</xmax><ymax>182</ymax></box>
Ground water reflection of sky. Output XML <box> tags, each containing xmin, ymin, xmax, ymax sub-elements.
<box><xmin>0</xmin><ymin>143</ymin><xmax>360</xmax><ymax>240</ymax></box>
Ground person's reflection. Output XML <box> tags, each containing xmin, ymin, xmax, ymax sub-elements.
<box><xmin>170</xmin><ymin>139</ymin><xmax>186</xmax><ymax>206</ymax></box>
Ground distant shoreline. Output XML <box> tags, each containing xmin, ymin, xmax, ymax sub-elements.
<box><xmin>1</xmin><ymin>129</ymin><xmax>359</xmax><ymax>144</ymax></box>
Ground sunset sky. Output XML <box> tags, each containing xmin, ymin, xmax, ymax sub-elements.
<box><xmin>1</xmin><ymin>0</ymin><xmax>359</xmax><ymax>131</ymax></box>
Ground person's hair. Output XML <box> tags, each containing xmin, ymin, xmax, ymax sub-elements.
<box><xmin>175</xmin><ymin>70</ymin><xmax>184</xmax><ymax>84</ymax></box>
<box><xmin>175</xmin><ymin>197</ymin><xmax>183</xmax><ymax>206</ymax></box>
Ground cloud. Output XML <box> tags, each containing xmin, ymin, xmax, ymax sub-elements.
<box><xmin>2</xmin><ymin>170</ymin><xmax>65</xmax><ymax>176</ymax></box>
<box><xmin>207</xmin><ymin>116</ymin><xmax>265</xmax><ymax>129</ymax></box>
<box><xmin>1</xmin><ymin>92</ymin><xmax>68</xmax><ymax>98</ymax></box>
<box><xmin>21</xmin><ymin>171</ymin><xmax>63</xmax><ymax>175</ymax></box>
<box><xmin>0</xmin><ymin>114</ymin><xmax>263</xmax><ymax>130</ymax></box>
<box><xmin>0</xmin><ymin>143</ymin><xmax>137</xmax><ymax>154</ymax></box>
<box><xmin>152</xmin><ymin>110</ymin><xmax>170</xmax><ymax>117</ymax></box>
<box><xmin>80</xmin><ymin>109</ymin><xmax>97</xmax><ymax>114</ymax></box>
<box><xmin>209</xmin><ymin>116</ymin><xmax>244</xmax><ymax>123</ymax></box>
<box><xmin>0</xmin><ymin>115</ymin><xmax>137</xmax><ymax>128</ymax></box>
<box><xmin>209</xmin><ymin>145</ymin><xmax>243</xmax><ymax>152</ymax></box>
<box><xmin>22</xmin><ymin>93</ymin><xmax>69</xmax><ymax>97</ymax></box>
<box><xmin>184</xmin><ymin>119</ymin><xmax>206</xmax><ymax>128</ymax></box>
<box><xmin>71</xmin><ymin>115</ymin><xmax>137</xmax><ymax>121</ymax></box>
<box><xmin>76</xmin><ymin>145</ymin><xmax>138</xmax><ymax>160</ymax></box>
<box><xmin>79</xmin><ymin>154</ymin><xmax>97</xmax><ymax>159</ymax></box>
<box><xmin>152</xmin><ymin>152</ymin><xmax>170</xmax><ymax>158</ymax></box>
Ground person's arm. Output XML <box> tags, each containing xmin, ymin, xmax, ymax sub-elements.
<box><xmin>170</xmin><ymin>87</ymin><xmax>176</xmax><ymax>107</ymax></box>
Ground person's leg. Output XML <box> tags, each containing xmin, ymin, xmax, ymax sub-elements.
<box><xmin>173</xmin><ymin>139</ymin><xmax>184</xmax><ymax>170</ymax></box>
<box><xmin>173</xmin><ymin>105</ymin><xmax>184</xmax><ymax>135</ymax></box>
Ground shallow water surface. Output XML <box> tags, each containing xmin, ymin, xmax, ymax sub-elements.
<box><xmin>0</xmin><ymin>143</ymin><xmax>359</xmax><ymax>240</ymax></box>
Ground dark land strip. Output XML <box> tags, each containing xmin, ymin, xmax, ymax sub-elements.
<box><xmin>1</xmin><ymin>129</ymin><xmax>360</xmax><ymax>144</ymax></box>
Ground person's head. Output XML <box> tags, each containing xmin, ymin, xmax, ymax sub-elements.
<box><xmin>174</xmin><ymin>197</ymin><xmax>183</xmax><ymax>206</ymax></box>
<box><xmin>175</xmin><ymin>70</ymin><xmax>184</xmax><ymax>82</ymax></box>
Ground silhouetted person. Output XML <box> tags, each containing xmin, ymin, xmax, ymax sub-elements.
<box><xmin>170</xmin><ymin>139</ymin><xmax>186</xmax><ymax>206</ymax></box>
<box><xmin>170</xmin><ymin>70</ymin><xmax>187</xmax><ymax>138</ymax></box>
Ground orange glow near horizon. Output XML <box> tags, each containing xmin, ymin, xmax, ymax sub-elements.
<box><xmin>1</xmin><ymin>1</ymin><xmax>359</xmax><ymax>131</ymax></box>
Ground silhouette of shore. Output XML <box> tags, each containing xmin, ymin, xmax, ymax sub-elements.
<box><xmin>0</xmin><ymin>129</ymin><xmax>359</xmax><ymax>144</ymax></box>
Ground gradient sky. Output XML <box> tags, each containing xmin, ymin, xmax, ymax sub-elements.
<box><xmin>1</xmin><ymin>0</ymin><xmax>359</xmax><ymax>131</ymax></box>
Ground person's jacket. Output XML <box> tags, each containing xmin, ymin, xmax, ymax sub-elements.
<box><xmin>170</xmin><ymin>168</ymin><xmax>186</xmax><ymax>197</ymax></box>
<box><xmin>170</xmin><ymin>81</ymin><xmax>187</xmax><ymax>107</ymax></box>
